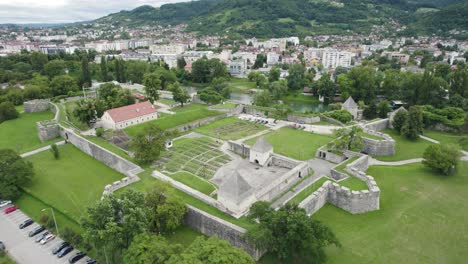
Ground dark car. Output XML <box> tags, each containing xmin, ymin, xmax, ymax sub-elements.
<box><xmin>57</xmin><ymin>246</ymin><xmax>74</xmax><ymax>258</ymax></box>
<box><xmin>69</xmin><ymin>252</ymin><xmax>86</xmax><ymax>263</ymax></box>
<box><xmin>19</xmin><ymin>219</ymin><xmax>34</xmax><ymax>229</ymax></box>
<box><xmin>52</xmin><ymin>242</ymin><xmax>69</xmax><ymax>255</ymax></box>
<box><xmin>35</xmin><ymin>231</ymin><xmax>50</xmax><ymax>243</ymax></box>
<box><xmin>28</xmin><ymin>226</ymin><xmax>45</xmax><ymax>237</ymax></box>
<box><xmin>0</xmin><ymin>241</ymin><xmax>5</xmax><ymax>251</ymax></box>
<box><xmin>85</xmin><ymin>259</ymin><xmax>97</xmax><ymax>264</ymax></box>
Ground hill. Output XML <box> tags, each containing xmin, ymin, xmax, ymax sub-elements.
<box><xmin>92</xmin><ymin>0</ymin><xmax>468</xmax><ymax>38</ymax></box>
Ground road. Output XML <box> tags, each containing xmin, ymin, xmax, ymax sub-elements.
<box><xmin>0</xmin><ymin>208</ymin><xmax>90</xmax><ymax>264</ymax></box>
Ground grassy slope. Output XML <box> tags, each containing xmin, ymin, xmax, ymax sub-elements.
<box><xmin>318</xmin><ymin>162</ymin><xmax>468</xmax><ymax>264</ymax></box>
<box><xmin>0</xmin><ymin>110</ymin><xmax>60</xmax><ymax>153</ymax></box>
<box><xmin>423</xmin><ymin>130</ymin><xmax>468</xmax><ymax>151</ymax></box>
<box><xmin>85</xmin><ymin>136</ymin><xmax>131</xmax><ymax>160</ymax></box>
<box><xmin>23</xmin><ymin>144</ymin><xmax>124</xmax><ymax>220</ymax></box>
<box><xmin>245</xmin><ymin>127</ymin><xmax>334</xmax><ymax>160</ymax></box>
<box><xmin>195</xmin><ymin>116</ymin><xmax>268</xmax><ymax>140</ymax></box>
<box><xmin>124</xmin><ymin>104</ymin><xmax>222</xmax><ymax>137</ymax></box>
<box><xmin>167</xmin><ymin>172</ymin><xmax>216</xmax><ymax>195</ymax></box>
<box><xmin>287</xmin><ymin>177</ymin><xmax>329</xmax><ymax>205</ymax></box>
<box><xmin>376</xmin><ymin>129</ymin><xmax>433</xmax><ymax>161</ymax></box>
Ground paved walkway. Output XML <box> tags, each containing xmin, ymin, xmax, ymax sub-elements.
<box><xmin>271</xmin><ymin>159</ymin><xmax>335</xmax><ymax>208</ymax></box>
<box><xmin>369</xmin><ymin>158</ymin><xmax>424</xmax><ymax>166</ymax></box>
<box><xmin>154</xmin><ymin>101</ymin><xmax>175</xmax><ymax>115</ymax></box>
<box><xmin>20</xmin><ymin>141</ymin><xmax>66</xmax><ymax>158</ymax></box>
<box><xmin>0</xmin><ymin>208</ymin><xmax>88</xmax><ymax>264</ymax></box>
<box><xmin>419</xmin><ymin>135</ymin><xmax>440</xmax><ymax>144</ymax></box>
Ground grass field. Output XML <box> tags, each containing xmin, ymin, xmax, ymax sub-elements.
<box><xmin>23</xmin><ymin>144</ymin><xmax>124</xmax><ymax>220</ymax></box>
<box><xmin>156</xmin><ymin>137</ymin><xmax>231</xmax><ymax>179</ymax></box>
<box><xmin>195</xmin><ymin>117</ymin><xmax>268</xmax><ymax>140</ymax></box>
<box><xmin>423</xmin><ymin>130</ymin><xmax>468</xmax><ymax>151</ymax></box>
<box><xmin>245</xmin><ymin>127</ymin><xmax>334</xmax><ymax>160</ymax></box>
<box><xmin>376</xmin><ymin>129</ymin><xmax>433</xmax><ymax>161</ymax></box>
<box><xmin>124</xmin><ymin>104</ymin><xmax>222</xmax><ymax>137</ymax></box>
<box><xmin>263</xmin><ymin>162</ymin><xmax>468</xmax><ymax>263</ymax></box>
<box><xmin>167</xmin><ymin>172</ymin><xmax>216</xmax><ymax>195</ymax></box>
<box><xmin>0</xmin><ymin>110</ymin><xmax>61</xmax><ymax>153</ymax></box>
<box><xmin>338</xmin><ymin>176</ymin><xmax>368</xmax><ymax>190</ymax></box>
<box><xmin>157</xmin><ymin>98</ymin><xmax>177</xmax><ymax>106</ymax></box>
<box><xmin>0</xmin><ymin>253</ymin><xmax>16</xmax><ymax>264</ymax></box>
<box><xmin>211</xmin><ymin>102</ymin><xmax>238</xmax><ymax>109</ymax></box>
<box><xmin>287</xmin><ymin>177</ymin><xmax>330</xmax><ymax>205</ymax></box>
<box><xmin>282</xmin><ymin>91</ymin><xmax>320</xmax><ymax>104</ymax></box>
<box><xmin>226</xmin><ymin>78</ymin><xmax>257</xmax><ymax>93</ymax></box>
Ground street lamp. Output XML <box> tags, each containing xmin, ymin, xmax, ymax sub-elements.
<box><xmin>41</xmin><ymin>208</ymin><xmax>59</xmax><ymax>237</ymax></box>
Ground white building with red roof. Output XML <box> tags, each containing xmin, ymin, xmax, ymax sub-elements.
<box><xmin>100</xmin><ymin>101</ymin><xmax>158</xmax><ymax>130</ymax></box>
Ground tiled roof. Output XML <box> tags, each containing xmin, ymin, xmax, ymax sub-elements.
<box><xmin>105</xmin><ymin>101</ymin><xmax>156</xmax><ymax>123</ymax></box>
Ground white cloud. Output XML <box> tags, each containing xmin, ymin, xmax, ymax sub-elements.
<box><xmin>0</xmin><ymin>0</ymin><xmax>190</xmax><ymax>24</ymax></box>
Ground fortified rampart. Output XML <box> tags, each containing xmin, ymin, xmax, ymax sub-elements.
<box><xmin>24</xmin><ymin>99</ymin><xmax>50</xmax><ymax>113</ymax></box>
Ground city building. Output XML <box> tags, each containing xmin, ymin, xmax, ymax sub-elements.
<box><xmin>322</xmin><ymin>49</ymin><xmax>353</xmax><ymax>68</ymax></box>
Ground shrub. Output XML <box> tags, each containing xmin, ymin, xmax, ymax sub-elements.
<box><xmin>50</xmin><ymin>144</ymin><xmax>60</xmax><ymax>160</ymax></box>
<box><xmin>423</xmin><ymin>144</ymin><xmax>461</xmax><ymax>175</ymax></box>
<box><xmin>95</xmin><ymin>128</ymin><xmax>105</xmax><ymax>137</ymax></box>
<box><xmin>0</xmin><ymin>101</ymin><xmax>19</xmax><ymax>123</ymax></box>
<box><xmin>325</xmin><ymin>110</ymin><xmax>353</xmax><ymax>124</ymax></box>
<box><xmin>39</xmin><ymin>214</ymin><xmax>49</xmax><ymax>225</ymax></box>
<box><xmin>392</xmin><ymin>110</ymin><xmax>408</xmax><ymax>133</ymax></box>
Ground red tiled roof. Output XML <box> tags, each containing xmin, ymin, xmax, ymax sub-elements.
<box><xmin>105</xmin><ymin>101</ymin><xmax>156</xmax><ymax>123</ymax></box>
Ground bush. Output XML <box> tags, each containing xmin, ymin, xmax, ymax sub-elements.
<box><xmin>423</xmin><ymin>144</ymin><xmax>461</xmax><ymax>175</ymax></box>
<box><xmin>62</xmin><ymin>227</ymin><xmax>83</xmax><ymax>245</ymax></box>
<box><xmin>363</xmin><ymin>102</ymin><xmax>377</xmax><ymax>119</ymax></box>
<box><xmin>325</xmin><ymin>110</ymin><xmax>353</xmax><ymax>124</ymax></box>
<box><xmin>95</xmin><ymin>128</ymin><xmax>105</xmax><ymax>137</ymax></box>
<box><xmin>39</xmin><ymin>214</ymin><xmax>49</xmax><ymax>225</ymax></box>
<box><xmin>392</xmin><ymin>110</ymin><xmax>408</xmax><ymax>133</ymax></box>
<box><xmin>0</xmin><ymin>101</ymin><xmax>19</xmax><ymax>123</ymax></box>
<box><xmin>50</xmin><ymin>144</ymin><xmax>60</xmax><ymax>160</ymax></box>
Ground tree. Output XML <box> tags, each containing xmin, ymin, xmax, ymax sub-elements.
<box><xmin>145</xmin><ymin>184</ymin><xmax>187</xmax><ymax>234</ymax></box>
<box><xmin>98</xmin><ymin>83</ymin><xmax>135</xmax><ymax>109</ymax></box>
<box><xmin>81</xmin><ymin>54</ymin><xmax>91</xmax><ymax>88</ymax></box>
<box><xmin>126</xmin><ymin>61</ymin><xmax>149</xmax><ymax>84</ymax></box>
<box><xmin>114</xmin><ymin>59</ymin><xmax>126</xmax><ymax>83</ymax></box>
<box><xmin>287</xmin><ymin>64</ymin><xmax>306</xmax><ymax>90</ymax></box>
<box><xmin>49</xmin><ymin>144</ymin><xmax>60</xmax><ymax>160</ymax></box>
<box><xmin>423</xmin><ymin>144</ymin><xmax>461</xmax><ymax>175</ymax></box>
<box><xmin>167</xmin><ymin>236</ymin><xmax>255</xmax><ymax>264</ymax></box>
<box><xmin>328</xmin><ymin>126</ymin><xmax>364</xmax><ymax>152</ymax></box>
<box><xmin>192</xmin><ymin>57</ymin><xmax>227</xmax><ymax>83</ymax></box>
<box><xmin>82</xmin><ymin>189</ymin><xmax>148</xmax><ymax>264</ymax></box>
<box><xmin>401</xmin><ymin>106</ymin><xmax>423</xmax><ymax>139</ymax></box>
<box><xmin>247</xmin><ymin>203</ymin><xmax>340</xmax><ymax>263</ymax></box>
<box><xmin>50</xmin><ymin>75</ymin><xmax>79</xmax><ymax>96</ymax></box>
<box><xmin>269</xmin><ymin>80</ymin><xmax>288</xmax><ymax>100</ymax></box>
<box><xmin>73</xmin><ymin>99</ymin><xmax>102</xmax><ymax>125</ymax></box>
<box><xmin>377</xmin><ymin>100</ymin><xmax>391</xmax><ymax>118</ymax></box>
<box><xmin>130</xmin><ymin>124</ymin><xmax>171</xmax><ymax>165</ymax></box>
<box><xmin>177</xmin><ymin>57</ymin><xmax>187</xmax><ymax>69</ymax></box>
<box><xmin>143</xmin><ymin>73</ymin><xmax>162</xmax><ymax>103</ymax></box>
<box><xmin>123</xmin><ymin>234</ymin><xmax>183</xmax><ymax>264</ymax></box>
<box><xmin>252</xmin><ymin>54</ymin><xmax>266</xmax><ymax>69</ymax></box>
<box><xmin>198</xmin><ymin>88</ymin><xmax>224</xmax><ymax>104</ymax></box>
<box><xmin>0</xmin><ymin>149</ymin><xmax>34</xmax><ymax>200</ymax></box>
<box><xmin>271</xmin><ymin>104</ymin><xmax>291</xmax><ymax>121</ymax></box>
<box><xmin>100</xmin><ymin>56</ymin><xmax>109</xmax><ymax>81</ymax></box>
<box><xmin>317</xmin><ymin>73</ymin><xmax>336</xmax><ymax>105</ymax></box>
<box><xmin>44</xmin><ymin>60</ymin><xmax>67</xmax><ymax>79</ymax></box>
<box><xmin>171</xmin><ymin>83</ymin><xmax>190</xmax><ymax>107</ymax></box>
<box><xmin>268</xmin><ymin>67</ymin><xmax>280</xmax><ymax>82</ymax></box>
<box><xmin>0</xmin><ymin>102</ymin><xmax>19</xmax><ymax>123</ymax></box>
<box><xmin>253</xmin><ymin>90</ymin><xmax>273</xmax><ymax>107</ymax></box>
<box><xmin>30</xmin><ymin>52</ymin><xmax>48</xmax><ymax>72</ymax></box>
<box><xmin>363</xmin><ymin>102</ymin><xmax>378</xmax><ymax>119</ymax></box>
<box><xmin>392</xmin><ymin>109</ymin><xmax>408</xmax><ymax>133</ymax></box>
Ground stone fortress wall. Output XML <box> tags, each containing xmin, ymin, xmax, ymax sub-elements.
<box><xmin>37</xmin><ymin>120</ymin><xmax>60</xmax><ymax>142</ymax></box>
<box><xmin>287</xmin><ymin>113</ymin><xmax>321</xmax><ymax>124</ymax></box>
<box><xmin>361</xmin><ymin>129</ymin><xmax>395</xmax><ymax>156</ymax></box>
<box><xmin>299</xmin><ymin>154</ymin><xmax>380</xmax><ymax>215</ymax></box>
<box><xmin>24</xmin><ymin>99</ymin><xmax>50</xmax><ymax>113</ymax></box>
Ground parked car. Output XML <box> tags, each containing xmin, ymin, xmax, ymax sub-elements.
<box><xmin>69</xmin><ymin>252</ymin><xmax>86</xmax><ymax>263</ymax></box>
<box><xmin>4</xmin><ymin>205</ymin><xmax>18</xmax><ymax>214</ymax></box>
<box><xmin>40</xmin><ymin>234</ymin><xmax>55</xmax><ymax>245</ymax></box>
<box><xmin>85</xmin><ymin>259</ymin><xmax>97</xmax><ymax>264</ymax></box>
<box><xmin>0</xmin><ymin>241</ymin><xmax>5</xmax><ymax>251</ymax></box>
<box><xmin>52</xmin><ymin>242</ymin><xmax>69</xmax><ymax>255</ymax></box>
<box><xmin>19</xmin><ymin>219</ymin><xmax>33</xmax><ymax>229</ymax></box>
<box><xmin>28</xmin><ymin>226</ymin><xmax>45</xmax><ymax>237</ymax></box>
<box><xmin>35</xmin><ymin>231</ymin><xmax>50</xmax><ymax>243</ymax></box>
<box><xmin>57</xmin><ymin>246</ymin><xmax>74</xmax><ymax>258</ymax></box>
<box><xmin>0</xmin><ymin>200</ymin><xmax>12</xmax><ymax>208</ymax></box>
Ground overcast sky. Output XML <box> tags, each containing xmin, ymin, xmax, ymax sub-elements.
<box><xmin>0</xmin><ymin>0</ymin><xmax>190</xmax><ymax>24</ymax></box>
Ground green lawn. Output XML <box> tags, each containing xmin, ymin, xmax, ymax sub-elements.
<box><xmin>282</xmin><ymin>92</ymin><xmax>320</xmax><ymax>104</ymax></box>
<box><xmin>245</xmin><ymin>127</ymin><xmax>334</xmax><ymax>160</ymax></box>
<box><xmin>226</xmin><ymin>78</ymin><xmax>257</xmax><ymax>93</ymax></box>
<box><xmin>124</xmin><ymin>104</ymin><xmax>222</xmax><ymax>137</ymax></box>
<box><xmin>157</xmin><ymin>98</ymin><xmax>177</xmax><ymax>106</ymax></box>
<box><xmin>335</xmin><ymin>157</ymin><xmax>358</xmax><ymax>172</ymax></box>
<box><xmin>0</xmin><ymin>110</ymin><xmax>61</xmax><ymax>153</ymax></box>
<box><xmin>376</xmin><ymin>129</ymin><xmax>434</xmax><ymax>161</ymax></box>
<box><xmin>195</xmin><ymin>117</ymin><xmax>268</xmax><ymax>140</ymax></box>
<box><xmin>23</xmin><ymin>144</ymin><xmax>124</xmax><ymax>221</ymax></box>
<box><xmin>287</xmin><ymin>177</ymin><xmax>330</xmax><ymax>205</ymax></box>
<box><xmin>167</xmin><ymin>172</ymin><xmax>216</xmax><ymax>195</ymax></box>
<box><xmin>315</xmin><ymin>162</ymin><xmax>468</xmax><ymax>264</ymax></box>
<box><xmin>211</xmin><ymin>102</ymin><xmax>238</xmax><ymax>109</ymax></box>
<box><xmin>338</xmin><ymin>176</ymin><xmax>368</xmax><ymax>190</ymax></box>
<box><xmin>85</xmin><ymin>136</ymin><xmax>131</xmax><ymax>160</ymax></box>
<box><xmin>423</xmin><ymin>130</ymin><xmax>468</xmax><ymax>151</ymax></box>
<box><xmin>0</xmin><ymin>253</ymin><xmax>16</xmax><ymax>264</ymax></box>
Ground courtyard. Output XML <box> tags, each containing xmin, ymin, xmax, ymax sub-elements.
<box><xmin>245</xmin><ymin>127</ymin><xmax>335</xmax><ymax>160</ymax></box>
<box><xmin>195</xmin><ymin>116</ymin><xmax>268</xmax><ymax>140</ymax></box>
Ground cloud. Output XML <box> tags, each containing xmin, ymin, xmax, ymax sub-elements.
<box><xmin>0</xmin><ymin>0</ymin><xmax>190</xmax><ymax>24</ymax></box>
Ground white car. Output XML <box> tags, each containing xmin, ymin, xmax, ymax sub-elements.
<box><xmin>40</xmin><ymin>234</ymin><xmax>55</xmax><ymax>245</ymax></box>
<box><xmin>0</xmin><ymin>200</ymin><xmax>12</xmax><ymax>208</ymax></box>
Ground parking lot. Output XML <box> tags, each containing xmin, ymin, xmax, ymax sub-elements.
<box><xmin>0</xmin><ymin>208</ymin><xmax>90</xmax><ymax>264</ymax></box>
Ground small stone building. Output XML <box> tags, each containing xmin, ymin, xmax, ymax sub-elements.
<box><xmin>249</xmin><ymin>137</ymin><xmax>273</xmax><ymax>167</ymax></box>
<box><xmin>342</xmin><ymin>96</ymin><xmax>359</xmax><ymax>119</ymax></box>
<box><xmin>217</xmin><ymin>170</ymin><xmax>256</xmax><ymax>215</ymax></box>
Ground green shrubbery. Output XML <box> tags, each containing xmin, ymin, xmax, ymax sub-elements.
<box><xmin>421</xmin><ymin>105</ymin><xmax>466</xmax><ymax>129</ymax></box>
<box><xmin>324</xmin><ymin>110</ymin><xmax>353</xmax><ymax>124</ymax></box>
